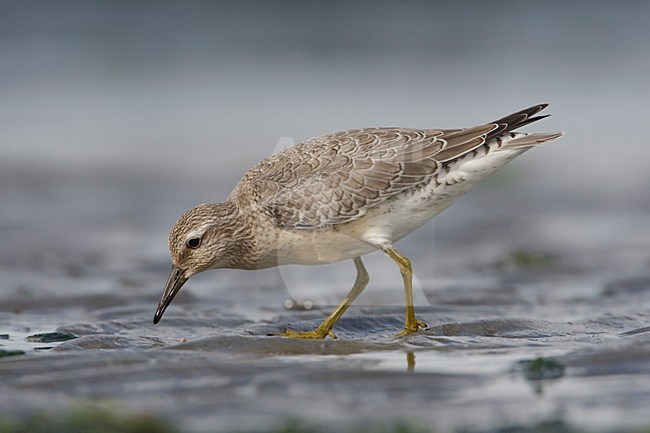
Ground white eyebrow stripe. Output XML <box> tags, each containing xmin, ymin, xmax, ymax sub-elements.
<box><xmin>186</xmin><ymin>224</ymin><xmax>211</xmax><ymax>241</ymax></box>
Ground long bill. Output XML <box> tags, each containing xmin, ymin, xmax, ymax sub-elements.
<box><xmin>153</xmin><ymin>266</ymin><xmax>188</xmax><ymax>324</ymax></box>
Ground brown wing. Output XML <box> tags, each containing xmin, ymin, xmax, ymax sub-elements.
<box><xmin>241</xmin><ymin>126</ymin><xmax>492</xmax><ymax>228</ymax></box>
<box><xmin>240</xmin><ymin>104</ymin><xmax>550</xmax><ymax>229</ymax></box>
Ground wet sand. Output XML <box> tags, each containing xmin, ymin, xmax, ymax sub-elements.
<box><xmin>1</xmin><ymin>173</ymin><xmax>649</xmax><ymax>433</ymax></box>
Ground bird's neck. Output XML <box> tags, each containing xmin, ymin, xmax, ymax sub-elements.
<box><xmin>212</xmin><ymin>200</ymin><xmax>261</xmax><ymax>270</ymax></box>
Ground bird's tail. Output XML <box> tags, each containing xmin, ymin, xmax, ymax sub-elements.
<box><xmin>487</xmin><ymin>103</ymin><xmax>564</xmax><ymax>148</ymax></box>
<box><xmin>502</xmin><ymin>132</ymin><xmax>564</xmax><ymax>149</ymax></box>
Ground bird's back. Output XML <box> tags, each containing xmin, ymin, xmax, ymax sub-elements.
<box><xmin>231</xmin><ymin>104</ymin><xmax>561</xmax><ymax>235</ymax></box>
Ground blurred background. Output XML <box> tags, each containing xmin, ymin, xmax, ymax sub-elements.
<box><xmin>2</xmin><ymin>0</ymin><xmax>649</xmax><ymax>302</ymax></box>
<box><xmin>2</xmin><ymin>0</ymin><xmax>649</xmax><ymax>293</ymax></box>
<box><xmin>1</xmin><ymin>1</ymin><xmax>649</xmax><ymax>432</ymax></box>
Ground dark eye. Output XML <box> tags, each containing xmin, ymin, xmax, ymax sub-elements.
<box><xmin>186</xmin><ymin>237</ymin><xmax>201</xmax><ymax>249</ymax></box>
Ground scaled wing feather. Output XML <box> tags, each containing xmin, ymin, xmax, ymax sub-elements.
<box><xmin>236</xmin><ymin>104</ymin><xmax>553</xmax><ymax>229</ymax></box>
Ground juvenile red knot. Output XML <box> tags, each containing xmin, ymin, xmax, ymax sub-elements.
<box><xmin>153</xmin><ymin>104</ymin><xmax>563</xmax><ymax>339</ymax></box>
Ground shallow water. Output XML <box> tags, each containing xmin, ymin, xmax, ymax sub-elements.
<box><xmin>1</xmin><ymin>174</ymin><xmax>649</xmax><ymax>433</ymax></box>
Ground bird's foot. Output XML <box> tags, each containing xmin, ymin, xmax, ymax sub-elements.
<box><xmin>275</xmin><ymin>327</ymin><xmax>337</xmax><ymax>340</ymax></box>
<box><xmin>396</xmin><ymin>319</ymin><xmax>427</xmax><ymax>337</ymax></box>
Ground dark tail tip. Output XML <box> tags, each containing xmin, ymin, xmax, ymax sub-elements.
<box><xmin>487</xmin><ymin>104</ymin><xmax>552</xmax><ymax>142</ymax></box>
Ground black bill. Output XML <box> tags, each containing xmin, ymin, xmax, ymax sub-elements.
<box><xmin>153</xmin><ymin>266</ymin><xmax>188</xmax><ymax>324</ymax></box>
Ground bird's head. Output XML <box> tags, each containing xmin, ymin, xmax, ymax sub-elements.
<box><xmin>153</xmin><ymin>201</ymin><xmax>241</xmax><ymax>324</ymax></box>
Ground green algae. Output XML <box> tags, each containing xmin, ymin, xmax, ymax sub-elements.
<box><xmin>498</xmin><ymin>249</ymin><xmax>556</xmax><ymax>271</ymax></box>
<box><xmin>516</xmin><ymin>357</ymin><xmax>566</xmax><ymax>381</ymax></box>
<box><xmin>0</xmin><ymin>408</ymin><xmax>178</xmax><ymax>433</ymax></box>
<box><xmin>0</xmin><ymin>349</ymin><xmax>25</xmax><ymax>358</ymax></box>
<box><xmin>0</xmin><ymin>409</ymin><xmax>648</xmax><ymax>433</ymax></box>
<box><xmin>26</xmin><ymin>332</ymin><xmax>78</xmax><ymax>343</ymax></box>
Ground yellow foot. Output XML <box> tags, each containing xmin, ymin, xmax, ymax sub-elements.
<box><xmin>275</xmin><ymin>328</ymin><xmax>337</xmax><ymax>340</ymax></box>
<box><xmin>395</xmin><ymin>320</ymin><xmax>427</xmax><ymax>337</ymax></box>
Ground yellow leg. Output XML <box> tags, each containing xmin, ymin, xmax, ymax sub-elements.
<box><xmin>381</xmin><ymin>245</ymin><xmax>427</xmax><ymax>336</ymax></box>
<box><xmin>276</xmin><ymin>257</ymin><xmax>370</xmax><ymax>340</ymax></box>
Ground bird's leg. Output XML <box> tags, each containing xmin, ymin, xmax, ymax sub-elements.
<box><xmin>276</xmin><ymin>257</ymin><xmax>370</xmax><ymax>339</ymax></box>
<box><xmin>381</xmin><ymin>245</ymin><xmax>427</xmax><ymax>336</ymax></box>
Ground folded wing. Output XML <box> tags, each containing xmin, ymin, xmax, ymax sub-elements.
<box><xmin>243</xmin><ymin>104</ymin><xmax>552</xmax><ymax>229</ymax></box>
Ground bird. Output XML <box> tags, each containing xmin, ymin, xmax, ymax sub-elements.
<box><xmin>153</xmin><ymin>104</ymin><xmax>562</xmax><ymax>339</ymax></box>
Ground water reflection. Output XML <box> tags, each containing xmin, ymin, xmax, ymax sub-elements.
<box><xmin>406</xmin><ymin>351</ymin><xmax>415</xmax><ymax>373</ymax></box>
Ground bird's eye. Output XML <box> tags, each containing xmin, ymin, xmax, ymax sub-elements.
<box><xmin>186</xmin><ymin>237</ymin><xmax>201</xmax><ymax>249</ymax></box>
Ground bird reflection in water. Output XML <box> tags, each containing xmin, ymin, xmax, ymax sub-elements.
<box><xmin>406</xmin><ymin>351</ymin><xmax>415</xmax><ymax>373</ymax></box>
